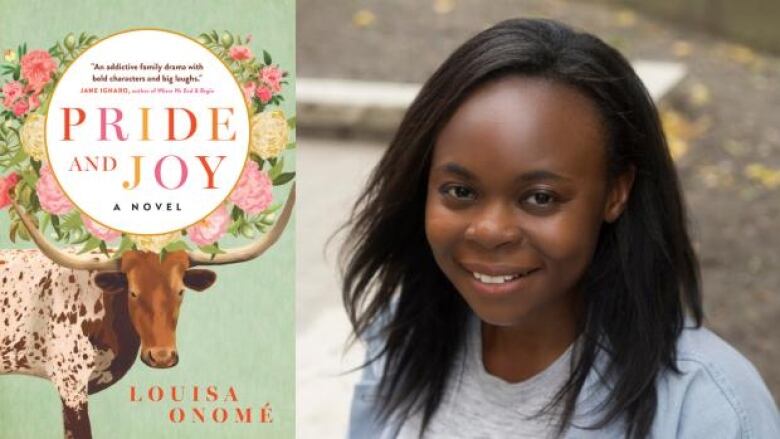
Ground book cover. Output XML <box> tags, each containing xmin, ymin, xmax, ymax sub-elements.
<box><xmin>0</xmin><ymin>1</ymin><xmax>295</xmax><ymax>438</ymax></box>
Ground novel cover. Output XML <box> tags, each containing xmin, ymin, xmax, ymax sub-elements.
<box><xmin>0</xmin><ymin>1</ymin><xmax>295</xmax><ymax>438</ymax></box>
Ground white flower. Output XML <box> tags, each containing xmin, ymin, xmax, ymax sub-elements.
<box><xmin>21</xmin><ymin>113</ymin><xmax>46</xmax><ymax>161</ymax></box>
<box><xmin>128</xmin><ymin>231</ymin><xmax>182</xmax><ymax>253</ymax></box>
<box><xmin>250</xmin><ymin>110</ymin><xmax>288</xmax><ymax>159</ymax></box>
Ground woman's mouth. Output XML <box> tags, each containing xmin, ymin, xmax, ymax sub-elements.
<box><xmin>472</xmin><ymin>271</ymin><xmax>521</xmax><ymax>284</ymax></box>
<box><xmin>460</xmin><ymin>262</ymin><xmax>541</xmax><ymax>295</ymax></box>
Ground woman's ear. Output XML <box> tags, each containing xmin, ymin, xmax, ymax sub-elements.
<box><xmin>604</xmin><ymin>165</ymin><xmax>636</xmax><ymax>223</ymax></box>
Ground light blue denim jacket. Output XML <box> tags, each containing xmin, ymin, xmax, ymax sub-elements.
<box><xmin>347</xmin><ymin>321</ymin><xmax>780</xmax><ymax>438</ymax></box>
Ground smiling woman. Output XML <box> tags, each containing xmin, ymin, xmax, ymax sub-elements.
<box><xmin>341</xmin><ymin>18</ymin><xmax>780</xmax><ymax>439</ymax></box>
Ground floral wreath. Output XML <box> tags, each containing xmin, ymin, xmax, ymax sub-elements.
<box><xmin>0</xmin><ymin>31</ymin><xmax>295</xmax><ymax>258</ymax></box>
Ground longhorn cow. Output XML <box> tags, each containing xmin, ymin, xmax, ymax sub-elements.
<box><xmin>0</xmin><ymin>187</ymin><xmax>294</xmax><ymax>439</ymax></box>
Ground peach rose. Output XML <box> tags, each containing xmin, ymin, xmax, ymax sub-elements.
<box><xmin>229</xmin><ymin>161</ymin><xmax>273</xmax><ymax>215</ymax></box>
<box><xmin>81</xmin><ymin>214</ymin><xmax>121</xmax><ymax>242</ymax></box>
<box><xmin>36</xmin><ymin>164</ymin><xmax>73</xmax><ymax>215</ymax></box>
<box><xmin>20</xmin><ymin>50</ymin><xmax>57</xmax><ymax>92</ymax></box>
<box><xmin>186</xmin><ymin>204</ymin><xmax>231</xmax><ymax>246</ymax></box>
<box><xmin>229</xmin><ymin>45</ymin><xmax>252</xmax><ymax>61</ymax></box>
<box><xmin>2</xmin><ymin>81</ymin><xmax>23</xmax><ymax>109</ymax></box>
<box><xmin>255</xmin><ymin>85</ymin><xmax>272</xmax><ymax>104</ymax></box>
<box><xmin>260</xmin><ymin>65</ymin><xmax>283</xmax><ymax>93</ymax></box>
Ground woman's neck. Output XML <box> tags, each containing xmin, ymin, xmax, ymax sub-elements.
<box><xmin>480</xmin><ymin>293</ymin><xmax>581</xmax><ymax>383</ymax></box>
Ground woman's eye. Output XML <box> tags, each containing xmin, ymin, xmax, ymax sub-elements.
<box><xmin>178</xmin><ymin>289</ymin><xmax>184</xmax><ymax>297</ymax></box>
<box><xmin>130</xmin><ymin>290</ymin><xmax>138</xmax><ymax>299</ymax></box>
<box><xmin>442</xmin><ymin>185</ymin><xmax>476</xmax><ymax>201</ymax></box>
<box><xmin>523</xmin><ymin>191</ymin><xmax>556</xmax><ymax>207</ymax></box>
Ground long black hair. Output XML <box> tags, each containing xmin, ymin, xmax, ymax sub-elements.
<box><xmin>341</xmin><ymin>18</ymin><xmax>701</xmax><ymax>439</ymax></box>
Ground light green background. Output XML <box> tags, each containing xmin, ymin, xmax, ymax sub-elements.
<box><xmin>0</xmin><ymin>1</ymin><xmax>295</xmax><ymax>438</ymax></box>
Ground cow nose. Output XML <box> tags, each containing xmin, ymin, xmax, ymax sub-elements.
<box><xmin>148</xmin><ymin>347</ymin><xmax>179</xmax><ymax>368</ymax></box>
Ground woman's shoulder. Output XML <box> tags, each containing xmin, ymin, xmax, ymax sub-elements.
<box><xmin>652</xmin><ymin>324</ymin><xmax>780</xmax><ymax>438</ymax></box>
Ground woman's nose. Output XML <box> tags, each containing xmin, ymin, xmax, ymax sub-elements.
<box><xmin>464</xmin><ymin>202</ymin><xmax>522</xmax><ymax>249</ymax></box>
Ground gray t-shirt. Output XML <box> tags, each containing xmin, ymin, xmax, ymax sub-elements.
<box><xmin>397</xmin><ymin>315</ymin><xmax>575</xmax><ymax>439</ymax></box>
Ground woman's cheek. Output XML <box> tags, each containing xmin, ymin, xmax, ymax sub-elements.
<box><xmin>528</xmin><ymin>210</ymin><xmax>600</xmax><ymax>276</ymax></box>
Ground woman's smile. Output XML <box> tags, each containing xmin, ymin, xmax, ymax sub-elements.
<box><xmin>459</xmin><ymin>260</ymin><xmax>541</xmax><ymax>295</ymax></box>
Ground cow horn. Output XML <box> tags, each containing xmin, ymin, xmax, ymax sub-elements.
<box><xmin>188</xmin><ymin>183</ymin><xmax>295</xmax><ymax>267</ymax></box>
<box><xmin>10</xmin><ymin>196</ymin><xmax>120</xmax><ymax>272</ymax></box>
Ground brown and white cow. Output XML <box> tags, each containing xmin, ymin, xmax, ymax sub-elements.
<box><xmin>0</xmin><ymin>187</ymin><xmax>294</xmax><ymax>439</ymax></box>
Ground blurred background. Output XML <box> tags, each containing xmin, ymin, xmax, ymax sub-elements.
<box><xmin>296</xmin><ymin>1</ymin><xmax>780</xmax><ymax>436</ymax></box>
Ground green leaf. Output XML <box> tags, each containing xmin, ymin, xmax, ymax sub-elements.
<box><xmin>198</xmin><ymin>243</ymin><xmax>226</xmax><ymax>255</ymax></box>
<box><xmin>264</xmin><ymin>202</ymin><xmax>282</xmax><ymax>214</ymax></box>
<box><xmin>263</xmin><ymin>50</ymin><xmax>272</xmax><ymax>65</ymax></box>
<box><xmin>50</xmin><ymin>215</ymin><xmax>62</xmax><ymax>239</ymax></box>
<box><xmin>98</xmin><ymin>240</ymin><xmax>110</xmax><ymax>258</ymax></box>
<box><xmin>39</xmin><ymin>212</ymin><xmax>50</xmax><ymax>233</ymax></box>
<box><xmin>273</xmin><ymin>172</ymin><xmax>295</xmax><ymax>186</ymax></box>
<box><xmin>163</xmin><ymin>240</ymin><xmax>192</xmax><ymax>252</ymax></box>
<box><xmin>231</xmin><ymin>205</ymin><xmax>242</xmax><ymax>221</ymax></box>
<box><xmin>8</xmin><ymin>148</ymin><xmax>27</xmax><ymax>167</ymax></box>
<box><xmin>60</xmin><ymin>211</ymin><xmax>83</xmax><ymax>231</ymax></box>
<box><xmin>287</xmin><ymin>117</ymin><xmax>296</xmax><ymax>129</ymax></box>
<box><xmin>270</xmin><ymin>156</ymin><xmax>284</xmax><ymax>180</ymax></box>
<box><xmin>114</xmin><ymin>235</ymin><xmax>134</xmax><ymax>258</ymax></box>
<box><xmin>77</xmin><ymin>236</ymin><xmax>102</xmax><ymax>254</ymax></box>
<box><xmin>19</xmin><ymin>169</ymin><xmax>38</xmax><ymax>187</ymax></box>
<box><xmin>250</xmin><ymin>153</ymin><xmax>265</xmax><ymax>169</ymax></box>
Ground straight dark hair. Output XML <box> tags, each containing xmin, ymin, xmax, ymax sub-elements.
<box><xmin>342</xmin><ymin>18</ymin><xmax>701</xmax><ymax>439</ymax></box>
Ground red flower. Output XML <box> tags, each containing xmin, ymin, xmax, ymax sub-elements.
<box><xmin>20</xmin><ymin>50</ymin><xmax>58</xmax><ymax>92</ymax></box>
<box><xmin>0</xmin><ymin>173</ymin><xmax>20</xmax><ymax>209</ymax></box>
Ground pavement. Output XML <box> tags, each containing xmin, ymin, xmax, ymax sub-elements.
<box><xmin>297</xmin><ymin>138</ymin><xmax>384</xmax><ymax>438</ymax></box>
<box><xmin>296</xmin><ymin>60</ymin><xmax>686</xmax><ymax>137</ymax></box>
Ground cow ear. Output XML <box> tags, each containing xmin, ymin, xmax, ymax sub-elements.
<box><xmin>94</xmin><ymin>272</ymin><xmax>128</xmax><ymax>294</ymax></box>
<box><xmin>183</xmin><ymin>269</ymin><xmax>216</xmax><ymax>292</ymax></box>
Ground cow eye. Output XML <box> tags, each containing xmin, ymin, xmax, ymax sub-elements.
<box><xmin>130</xmin><ymin>290</ymin><xmax>138</xmax><ymax>299</ymax></box>
<box><xmin>178</xmin><ymin>289</ymin><xmax>184</xmax><ymax>297</ymax></box>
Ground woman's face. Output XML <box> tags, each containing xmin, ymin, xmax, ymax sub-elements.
<box><xmin>425</xmin><ymin>76</ymin><xmax>632</xmax><ymax>328</ymax></box>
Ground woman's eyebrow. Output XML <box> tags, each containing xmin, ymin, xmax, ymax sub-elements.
<box><xmin>435</xmin><ymin>163</ymin><xmax>476</xmax><ymax>180</ymax></box>
<box><xmin>516</xmin><ymin>170</ymin><xmax>571</xmax><ymax>183</ymax></box>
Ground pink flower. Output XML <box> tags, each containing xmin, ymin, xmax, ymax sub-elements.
<box><xmin>27</xmin><ymin>93</ymin><xmax>40</xmax><ymax>111</ymax></box>
<box><xmin>2</xmin><ymin>81</ymin><xmax>23</xmax><ymax>109</ymax></box>
<box><xmin>229</xmin><ymin>45</ymin><xmax>252</xmax><ymax>61</ymax></box>
<box><xmin>255</xmin><ymin>86</ymin><xmax>272</xmax><ymax>104</ymax></box>
<box><xmin>36</xmin><ymin>164</ymin><xmax>73</xmax><ymax>215</ymax></box>
<box><xmin>243</xmin><ymin>81</ymin><xmax>257</xmax><ymax>103</ymax></box>
<box><xmin>186</xmin><ymin>204</ymin><xmax>231</xmax><ymax>246</ymax></box>
<box><xmin>12</xmin><ymin>98</ymin><xmax>29</xmax><ymax>117</ymax></box>
<box><xmin>229</xmin><ymin>161</ymin><xmax>273</xmax><ymax>215</ymax></box>
<box><xmin>20</xmin><ymin>50</ymin><xmax>57</xmax><ymax>92</ymax></box>
<box><xmin>260</xmin><ymin>66</ymin><xmax>283</xmax><ymax>93</ymax></box>
<box><xmin>81</xmin><ymin>214</ymin><xmax>121</xmax><ymax>242</ymax></box>
<box><xmin>0</xmin><ymin>173</ymin><xmax>20</xmax><ymax>209</ymax></box>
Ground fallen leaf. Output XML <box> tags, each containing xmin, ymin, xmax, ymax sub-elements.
<box><xmin>722</xmin><ymin>139</ymin><xmax>748</xmax><ymax>157</ymax></box>
<box><xmin>672</xmin><ymin>40</ymin><xmax>692</xmax><ymax>58</ymax></box>
<box><xmin>696</xmin><ymin>164</ymin><xmax>735</xmax><ymax>189</ymax></box>
<box><xmin>433</xmin><ymin>0</ymin><xmax>455</xmax><ymax>15</ymax></box>
<box><xmin>615</xmin><ymin>10</ymin><xmax>637</xmax><ymax>28</ymax></box>
<box><xmin>689</xmin><ymin>83</ymin><xmax>710</xmax><ymax>107</ymax></box>
<box><xmin>353</xmin><ymin>9</ymin><xmax>376</xmax><ymax>28</ymax></box>
<box><xmin>744</xmin><ymin>163</ymin><xmax>780</xmax><ymax>189</ymax></box>
<box><xmin>725</xmin><ymin>43</ymin><xmax>756</xmax><ymax>65</ymax></box>
<box><xmin>660</xmin><ymin>109</ymin><xmax>708</xmax><ymax>160</ymax></box>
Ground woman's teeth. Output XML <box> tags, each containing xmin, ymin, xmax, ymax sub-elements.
<box><xmin>472</xmin><ymin>272</ymin><xmax>520</xmax><ymax>284</ymax></box>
